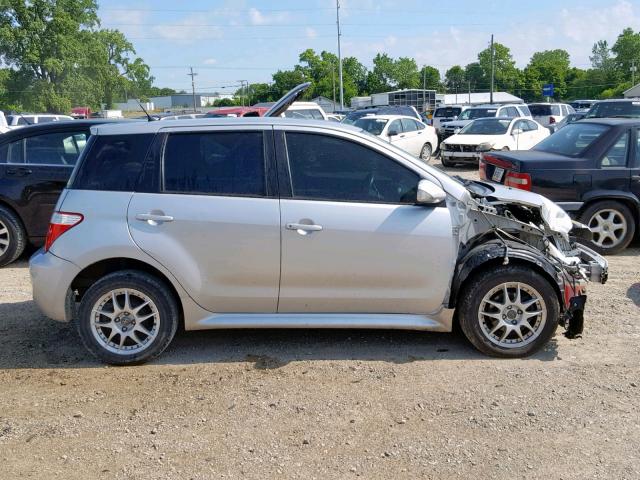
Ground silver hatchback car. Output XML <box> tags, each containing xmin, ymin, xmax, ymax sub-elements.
<box><xmin>30</xmin><ymin>85</ymin><xmax>608</xmax><ymax>365</ymax></box>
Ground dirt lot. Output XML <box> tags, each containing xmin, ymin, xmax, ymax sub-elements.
<box><xmin>1</xmin><ymin>164</ymin><xmax>639</xmax><ymax>479</ymax></box>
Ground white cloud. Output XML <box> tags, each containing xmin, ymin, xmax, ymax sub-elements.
<box><xmin>203</xmin><ymin>58</ymin><xmax>217</xmax><ymax>65</ymax></box>
<box><xmin>150</xmin><ymin>14</ymin><xmax>223</xmax><ymax>44</ymax></box>
<box><xmin>248</xmin><ymin>7</ymin><xmax>290</xmax><ymax>26</ymax></box>
<box><xmin>306</xmin><ymin>27</ymin><xmax>318</xmax><ymax>39</ymax></box>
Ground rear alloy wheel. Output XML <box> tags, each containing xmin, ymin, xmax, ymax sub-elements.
<box><xmin>420</xmin><ymin>143</ymin><xmax>433</xmax><ymax>162</ymax></box>
<box><xmin>579</xmin><ymin>201</ymin><xmax>635</xmax><ymax>255</ymax></box>
<box><xmin>0</xmin><ymin>206</ymin><xmax>26</xmax><ymax>267</ymax></box>
<box><xmin>76</xmin><ymin>270</ymin><xmax>179</xmax><ymax>365</ymax></box>
<box><xmin>458</xmin><ymin>265</ymin><xmax>559</xmax><ymax>357</ymax></box>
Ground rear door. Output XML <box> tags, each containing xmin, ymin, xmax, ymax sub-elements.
<box><xmin>127</xmin><ymin>126</ymin><xmax>281</xmax><ymax>313</ymax></box>
<box><xmin>400</xmin><ymin>118</ymin><xmax>422</xmax><ymax>156</ymax></box>
<box><xmin>0</xmin><ymin>128</ymin><xmax>89</xmax><ymax>240</ymax></box>
<box><xmin>590</xmin><ymin>129</ymin><xmax>632</xmax><ymax>200</ymax></box>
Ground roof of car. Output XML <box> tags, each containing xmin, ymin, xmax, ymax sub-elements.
<box><xmin>90</xmin><ymin>117</ymin><xmax>364</xmax><ymax>136</ymax></box>
<box><xmin>0</xmin><ymin>119</ymin><xmax>139</xmax><ymax>141</ymax></box>
<box><xmin>354</xmin><ymin>114</ymin><xmax>418</xmax><ymax>121</ymax></box>
<box><xmin>592</xmin><ymin>98</ymin><xmax>639</xmax><ymax>103</ymax></box>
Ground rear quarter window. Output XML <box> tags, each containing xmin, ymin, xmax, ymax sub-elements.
<box><xmin>70</xmin><ymin>134</ymin><xmax>155</xmax><ymax>191</ymax></box>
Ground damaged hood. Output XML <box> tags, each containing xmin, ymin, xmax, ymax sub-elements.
<box><xmin>469</xmin><ymin>180</ymin><xmax>575</xmax><ymax>235</ymax></box>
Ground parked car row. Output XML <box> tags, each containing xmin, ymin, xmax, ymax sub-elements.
<box><xmin>19</xmin><ymin>83</ymin><xmax>606</xmax><ymax>366</ymax></box>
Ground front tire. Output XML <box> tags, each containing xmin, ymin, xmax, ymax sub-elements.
<box><xmin>578</xmin><ymin>200</ymin><xmax>635</xmax><ymax>255</ymax></box>
<box><xmin>441</xmin><ymin>155</ymin><xmax>455</xmax><ymax>168</ymax></box>
<box><xmin>0</xmin><ymin>205</ymin><xmax>26</xmax><ymax>267</ymax></box>
<box><xmin>76</xmin><ymin>270</ymin><xmax>179</xmax><ymax>365</ymax></box>
<box><xmin>457</xmin><ymin>265</ymin><xmax>560</xmax><ymax>358</ymax></box>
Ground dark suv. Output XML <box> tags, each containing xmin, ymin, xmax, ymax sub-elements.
<box><xmin>0</xmin><ymin>120</ymin><xmax>125</xmax><ymax>266</ymax></box>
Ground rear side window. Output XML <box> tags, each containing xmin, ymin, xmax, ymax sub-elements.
<box><xmin>71</xmin><ymin>134</ymin><xmax>155</xmax><ymax>191</ymax></box>
<box><xmin>0</xmin><ymin>139</ymin><xmax>25</xmax><ymax>163</ymax></box>
<box><xmin>163</xmin><ymin>131</ymin><xmax>265</xmax><ymax>196</ymax></box>
<box><xmin>401</xmin><ymin>118</ymin><xmax>417</xmax><ymax>132</ymax></box>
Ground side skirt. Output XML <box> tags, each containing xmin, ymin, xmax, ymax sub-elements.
<box><xmin>185</xmin><ymin>310</ymin><xmax>455</xmax><ymax>333</ymax></box>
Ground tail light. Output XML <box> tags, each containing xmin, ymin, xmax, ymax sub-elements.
<box><xmin>479</xmin><ymin>159</ymin><xmax>487</xmax><ymax>179</ymax></box>
<box><xmin>549</xmin><ymin>116</ymin><xmax>556</xmax><ymax>124</ymax></box>
<box><xmin>44</xmin><ymin>212</ymin><xmax>84</xmax><ymax>252</ymax></box>
<box><xmin>482</xmin><ymin>154</ymin><xmax>514</xmax><ymax>170</ymax></box>
<box><xmin>504</xmin><ymin>171</ymin><xmax>532</xmax><ymax>190</ymax></box>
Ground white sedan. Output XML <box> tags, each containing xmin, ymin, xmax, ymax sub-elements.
<box><xmin>353</xmin><ymin>114</ymin><xmax>439</xmax><ymax>161</ymax></box>
<box><xmin>440</xmin><ymin>117</ymin><xmax>549</xmax><ymax>167</ymax></box>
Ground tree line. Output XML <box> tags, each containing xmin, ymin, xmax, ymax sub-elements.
<box><xmin>1</xmin><ymin>0</ymin><xmax>639</xmax><ymax>113</ymax></box>
<box><xmin>245</xmin><ymin>27</ymin><xmax>640</xmax><ymax>106</ymax></box>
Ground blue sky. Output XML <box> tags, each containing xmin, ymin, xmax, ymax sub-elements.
<box><xmin>98</xmin><ymin>0</ymin><xmax>640</xmax><ymax>93</ymax></box>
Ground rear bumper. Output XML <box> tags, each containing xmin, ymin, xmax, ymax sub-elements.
<box><xmin>29</xmin><ymin>249</ymin><xmax>80</xmax><ymax>322</ymax></box>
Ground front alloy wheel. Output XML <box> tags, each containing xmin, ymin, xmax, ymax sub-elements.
<box><xmin>458</xmin><ymin>265</ymin><xmax>559</xmax><ymax>357</ymax></box>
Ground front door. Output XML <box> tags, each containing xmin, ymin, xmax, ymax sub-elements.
<box><xmin>277</xmin><ymin>129</ymin><xmax>455</xmax><ymax>314</ymax></box>
<box><xmin>127</xmin><ymin>128</ymin><xmax>281</xmax><ymax>313</ymax></box>
<box><xmin>631</xmin><ymin>128</ymin><xmax>640</xmax><ymax>200</ymax></box>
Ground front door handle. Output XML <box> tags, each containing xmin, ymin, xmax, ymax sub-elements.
<box><xmin>136</xmin><ymin>213</ymin><xmax>174</xmax><ymax>225</ymax></box>
<box><xmin>632</xmin><ymin>175</ymin><xmax>640</xmax><ymax>182</ymax></box>
<box><xmin>286</xmin><ymin>222</ymin><xmax>323</xmax><ymax>235</ymax></box>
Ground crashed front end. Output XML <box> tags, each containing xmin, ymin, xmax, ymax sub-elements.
<box><xmin>456</xmin><ymin>188</ymin><xmax>608</xmax><ymax>338</ymax></box>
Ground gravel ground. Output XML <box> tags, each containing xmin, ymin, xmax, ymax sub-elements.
<box><xmin>1</xmin><ymin>163</ymin><xmax>639</xmax><ymax>479</ymax></box>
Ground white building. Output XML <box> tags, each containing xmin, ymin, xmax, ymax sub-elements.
<box><xmin>437</xmin><ymin>91</ymin><xmax>524</xmax><ymax>105</ymax></box>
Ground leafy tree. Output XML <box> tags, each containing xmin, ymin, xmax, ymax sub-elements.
<box><xmin>612</xmin><ymin>28</ymin><xmax>640</xmax><ymax>81</ymax></box>
<box><xmin>444</xmin><ymin>65</ymin><xmax>465</xmax><ymax>91</ymax></box>
<box><xmin>477</xmin><ymin>42</ymin><xmax>522</xmax><ymax>94</ymax></box>
<box><xmin>523</xmin><ymin>49</ymin><xmax>571</xmax><ymax>100</ymax></box>
<box><xmin>464</xmin><ymin>62</ymin><xmax>486</xmax><ymax>91</ymax></box>
<box><xmin>420</xmin><ymin>66</ymin><xmax>441</xmax><ymax>90</ymax></box>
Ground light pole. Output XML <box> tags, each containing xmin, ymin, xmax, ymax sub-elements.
<box><xmin>631</xmin><ymin>60</ymin><xmax>637</xmax><ymax>86</ymax></box>
<box><xmin>336</xmin><ymin>0</ymin><xmax>344</xmax><ymax>110</ymax></box>
<box><xmin>187</xmin><ymin>67</ymin><xmax>198</xmax><ymax>112</ymax></box>
<box><xmin>237</xmin><ymin>80</ymin><xmax>248</xmax><ymax>106</ymax></box>
<box><xmin>489</xmin><ymin>34</ymin><xmax>495</xmax><ymax>104</ymax></box>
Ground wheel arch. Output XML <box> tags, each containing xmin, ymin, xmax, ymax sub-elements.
<box><xmin>578</xmin><ymin>192</ymin><xmax>640</xmax><ymax>226</ymax></box>
<box><xmin>449</xmin><ymin>240</ymin><xmax>563</xmax><ymax>310</ymax></box>
<box><xmin>70</xmin><ymin>257</ymin><xmax>184</xmax><ymax>327</ymax></box>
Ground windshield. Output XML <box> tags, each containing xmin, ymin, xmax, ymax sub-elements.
<box><xmin>460</xmin><ymin>119</ymin><xmax>511</xmax><ymax>135</ymax></box>
<box><xmin>533</xmin><ymin>123</ymin><xmax>609</xmax><ymax>156</ymax></box>
<box><xmin>459</xmin><ymin>108</ymin><xmax>498</xmax><ymax>120</ymax></box>
<box><xmin>434</xmin><ymin>107</ymin><xmax>462</xmax><ymax>118</ymax></box>
<box><xmin>585</xmin><ymin>101</ymin><xmax>640</xmax><ymax>118</ymax></box>
<box><xmin>529</xmin><ymin>104</ymin><xmax>561</xmax><ymax>116</ymax></box>
<box><xmin>354</xmin><ymin>117</ymin><xmax>388</xmax><ymax>135</ymax></box>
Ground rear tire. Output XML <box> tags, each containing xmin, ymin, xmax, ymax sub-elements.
<box><xmin>0</xmin><ymin>205</ymin><xmax>26</xmax><ymax>267</ymax></box>
<box><xmin>457</xmin><ymin>265</ymin><xmax>560</xmax><ymax>358</ymax></box>
<box><xmin>76</xmin><ymin>270</ymin><xmax>179</xmax><ymax>365</ymax></box>
<box><xmin>578</xmin><ymin>201</ymin><xmax>635</xmax><ymax>255</ymax></box>
<box><xmin>420</xmin><ymin>143</ymin><xmax>433</xmax><ymax>163</ymax></box>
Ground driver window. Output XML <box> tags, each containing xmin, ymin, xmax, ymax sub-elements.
<box><xmin>601</xmin><ymin>132</ymin><xmax>629</xmax><ymax>168</ymax></box>
<box><xmin>285</xmin><ymin>132</ymin><xmax>420</xmax><ymax>204</ymax></box>
<box><xmin>388</xmin><ymin>120</ymin><xmax>403</xmax><ymax>135</ymax></box>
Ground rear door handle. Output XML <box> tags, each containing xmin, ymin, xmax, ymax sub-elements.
<box><xmin>135</xmin><ymin>213</ymin><xmax>174</xmax><ymax>224</ymax></box>
<box><xmin>286</xmin><ymin>223</ymin><xmax>323</xmax><ymax>234</ymax></box>
<box><xmin>6</xmin><ymin>167</ymin><xmax>32</xmax><ymax>176</ymax></box>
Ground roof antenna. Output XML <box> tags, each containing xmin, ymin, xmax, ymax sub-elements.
<box><xmin>18</xmin><ymin>112</ymin><xmax>32</xmax><ymax>125</ymax></box>
<box><xmin>138</xmin><ymin>101</ymin><xmax>156</xmax><ymax>122</ymax></box>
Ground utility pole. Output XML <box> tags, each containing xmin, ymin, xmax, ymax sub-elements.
<box><xmin>468</xmin><ymin>80</ymin><xmax>471</xmax><ymax>104</ymax></box>
<box><xmin>422</xmin><ymin>66</ymin><xmax>427</xmax><ymax>111</ymax></box>
<box><xmin>490</xmin><ymin>34</ymin><xmax>495</xmax><ymax>104</ymax></box>
<box><xmin>237</xmin><ymin>80</ymin><xmax>248</xmax><ymax>106</ymax></box>
<box><xmin>188</xmin><ymin>67</ymin><xmax>198</xmax><ymax>112</ymax></box>
<box><xmin>632</xmin><ymin>60</ymin><xmax>637</xmax><ymax>86</ymax></box>
<box><xmin>336</xmin><ymin>0</ymin><xmax>344</xmax><ymax>110</ymax></box>
<box><xmin>332</xmin><ymin>62</ymin><xmax>336</xmax><ymax>108</ymax></box>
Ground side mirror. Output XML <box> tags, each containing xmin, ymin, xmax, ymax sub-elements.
<box><xmin>416</xmin><ymin>179</ymin><xmax>446</xmax><ymax>205</ymax></box>
<box><xmin>388</xmin><ymin>128</ymin><xmax>399</xmax><ymax>137</ymax></box>
<box><xmin>452</xmin><ymin>115</ymin><xmax>459</xmax><ymax>120</ymax></box>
